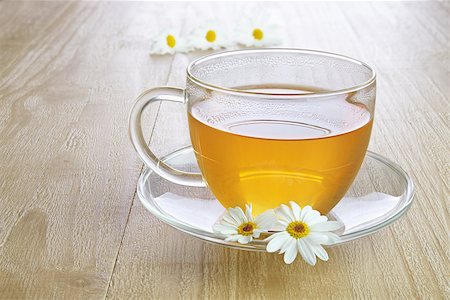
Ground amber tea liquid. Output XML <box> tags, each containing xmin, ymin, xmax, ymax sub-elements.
<box><xmin>188</xmin><ymin>85</ymin><xmax>373</xmax><ymax>215</ymax></box>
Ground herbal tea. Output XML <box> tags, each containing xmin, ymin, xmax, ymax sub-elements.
<box><xmin>188</xmin><ymin>85</ymin><xmax>373</xmax><ymax>215</ymax></box>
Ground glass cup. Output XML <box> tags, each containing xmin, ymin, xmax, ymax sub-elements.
<box><xmin>129</xmin><ymin>49</ymin><xmax>376</xmax><ymax>216</ymax></box>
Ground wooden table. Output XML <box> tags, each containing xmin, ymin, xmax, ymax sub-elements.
<box><xmin>0</xmin><ymin>2</ymin><xmax>448</xmax><ymax>299</ymax></box>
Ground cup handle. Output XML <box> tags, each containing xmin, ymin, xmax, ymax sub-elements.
<box><xmin>128</xmin><ymin>87</ymin><xmax>205</xmax><ymax>187</ymax></box>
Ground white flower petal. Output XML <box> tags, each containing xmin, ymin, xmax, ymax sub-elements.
<box><xmin>280</xmin><ymin>237</ymin><xmax>295</xmax><ymax>254</ymax></box>
<box><xmin>272</xmin><ymin>221</ymin><xmax>287</xmax><ymax>231</ymax></box>
<box><xmin>304</xmin><ymin>232</ymin><xmax>329</xmax><ymax>244</ymax></box>
<box><xmin>188</xmin><ymin>26</ymin><xmax>230</xmax><ymax>50</ymax></box>
<box><xmin>298</xmin><ymin>239</ymin><xmax>317</xmax><ymax>266</ymax></box>
<box><xmin>254</xmin><ymin>209</ymin><xmax>277</xmax><ymax>230</ymax></box>
<box><xmin>229</xmin><ymin>207</ymin><xmax>246</xmax><ymax>224</ymax></box>
<box><xmin>238</xmin><ymin>235</ymin><xmax>252</xmax><ymax>244</ymax></box>
<box><xmin>149</xmin><ymin>47</ymin><xmax>174</xmax><ymax>55</ymax></box>
<box><xmin>149</xmin><ymin>29</ymin><xmax>190</xmax><ymax>55</ymax></box>
<box><xmin>266</xmin><ymin>233</ymin><xmax>289</xmax><ymax>252</ymax></box>
<box><xmin>283</xmin><ymin>241</ymin><xmax>298</xmax><ymax>264</ymax></box>
<box><xmin>218</xmin><ymin>222</ymin><xmax>237</xmax><ymax>229</ymax></box>
<box><xmin>276</xmin><ymin>204</ymin><xmax>295</xmax><ymax>222</ymax></box>
<box><xmin>222</xmin><ymin>213</ymin><xmax>239</xmax><ymax>226</ymax></box>
<box><xmin>212</xmin><ymin>223</ymin><xmax>237</xmax><ymax>235</ymax></box>
<box><xmin>310</xmin><ymin>221</ymin><xmax>343</xmax><ymax>232</ymax></box>
<box><xmin>245</xmin><ymin>203</ymin><xmax>253</xmax><ymax>222</ymax></box>
<box><xmin>224</xmin><ymin>235</ymin><xmax>240</xmax><ymax>242</ymax></box>
<box><xmin>279</xmin><ymin>219</ymin><xmax>289</xmax><ymax>226</ymax></box>
<box><xmin>302</xmin><ymin>208</ymin><xmax>322</xmax><ymax>222</ymax></box>
<box><xmin>237</xmin><ymin>24</ymin><xmax>283</xmax><ymax>47</ymax></box>
<box><xmin>253</xmin><ymin>230</ymin><xmax>262</xmax><ymax>239</ymax></box>
<box><xmin>305</xmin><ymin>214</ymin><xmax>328</xmax><ymax>226</ymax></box>
<box><xmin>234</xmin><ymin>5</ymin><xmax>285</xmax><ymax>48</ymax></box>
<box><xmin>311</xmin><ymin>244</ymin><xmax>329</xmax><ymax>261</ymax></box>
<box><xmin>264</xmin><ymin>231</ymin><xmax>286</xmax><ymax>242</ymax></box>
<box><xmin>299</xmin><ymin>205</ymin><xmax>313</xmax><ymax>221</ymax></box>
<box><xmin>321</xmin><ymin>232</ymin><xmax>341</xmax><ymax>245</ymax></box>
<box><xmin>289</xmin><ymin>201</ymin><xmax>302</xmax><ymax>220</ymax></box>
<box><xmin>220</xmin><ymin>219</ymin><xmax>239</xmax><ymax>227</ymax></box>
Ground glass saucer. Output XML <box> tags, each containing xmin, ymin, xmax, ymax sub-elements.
<box><xmin>137</xmin><ymin>146</ymin><xmax>414</xmax><ymax>251</ymax></box>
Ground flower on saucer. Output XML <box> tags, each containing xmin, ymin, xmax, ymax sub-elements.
<box><xmin>188</xmin><ymin>20</ymin><xmax>230</xmax><ymax>50</ymax></box>
<box><xmin>213</xmin><ymin>204</ymin><xmax>276</xmax><ymax>244</ymax></box>
<box><xmin>265</xmin><ymin>202</ymin><xmax>343</xmax><ymax>265</ymax></box>
<box><xmin>149</xmin><ymin>29</ymin><xmax>188</xmax><ymax>55</ymax></box>
<box><xmin>236</xmin><ymin>8</ymin><xmax>284</xmax><ymax>47</ymax></box>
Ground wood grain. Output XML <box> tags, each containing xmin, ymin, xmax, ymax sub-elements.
<box><xmin>0</xmin><ymin>2</ymin><xmax>448</xmax><ymax>299</ymax></box>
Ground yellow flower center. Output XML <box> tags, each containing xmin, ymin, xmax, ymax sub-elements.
<box><xmin>237</xmin><ymin>222</ymin><xmax>256</xmax><ymax>236</ymax></box>
<box><xmin>166</xmin><ymin>34</ymin><xmax>176</xmax><ymax>48</ymax></box>
<box><xmin>287</xmin><ymin>221</ymin><xmax>310</xmax><ymax>239</ymax></box>
<box><xmin>205</xmin><ymin>30</ymin><xmax>217</xmax><ymax>43</ymax></box>
<box><xmin>252</xmin><ymin>28</ymin><xmax>264</xmax><ymax>40</ymax></box>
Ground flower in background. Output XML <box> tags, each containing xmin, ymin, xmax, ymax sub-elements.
<box><xmin>236</xmin><ymin>8</ymin><xmax>284</xmax><ymax>47</ymax></box>
<box><xmin>149</xmin><ymin>29</ymin><xmax>188</xmax><ymax>55</ymax></box>
<box><xmin>213</xmin><ymin>204</ymin><xmax>276</xmax><ymax>244</ymax></box>
<box><xmin>188</xmin><ymin>20</ymin><xmax>230</xmax><ymax>50</ymax></box>
<box><xmin>265</xmin><ymin>202</ymin><xmax>342</xmax><ymax>265</ymax></box>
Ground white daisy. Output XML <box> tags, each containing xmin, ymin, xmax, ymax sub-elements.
<box><xmin>236</xmin><ymin>8</ymin><xmax>284</xmax><ymax>47</ymax></box>
<box><xmin>265</xmin><ymin>202</ymin><xmax>343</xmax><ymax>265</ymax></box>
<box><xmin>149</xmin><ymin>29</ymin><xmax>188</xmax><ymax>55</ymax></box>
<box><xmin>213</xmin><ymin>204</ymin><xmax>277</xmax><ymax>244</ymax></box>
<box><xmin>188</xmin><ymin>20</ymin><xmax>230</xmax><ymax>50</ymax></box>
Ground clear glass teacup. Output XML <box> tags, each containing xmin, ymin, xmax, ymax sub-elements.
<box><xmin>129</xmin><ymin>49</ymin><xmax>376</xmax><ymax>216</ymax></box>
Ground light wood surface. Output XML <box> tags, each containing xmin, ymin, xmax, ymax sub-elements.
<box><xmin>0</xmin><ymin>2</ymin><xmax>448</xmax><ymax>299</ymax></box>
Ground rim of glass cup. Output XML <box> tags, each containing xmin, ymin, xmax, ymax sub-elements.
<box><xmin>186</xmin><ymin>48</ymin><xmax>376</xmax><ymax>99</ymax></box>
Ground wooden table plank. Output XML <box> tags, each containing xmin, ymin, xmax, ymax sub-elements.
<box><xmin>0</xmin><ymin>2</ymin><xmax>175</xmax><ymax>299</ymax></box>
<box><xmin>0</xmin><ymin>2</ymin><xmax>448</xmax><ymax>299</ymax></box>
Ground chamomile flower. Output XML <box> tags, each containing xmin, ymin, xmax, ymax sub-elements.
<box><xmin>149</xmin><ymin>29</ymin><xmax>188</xmax><ymax>55</ymax></box>
<box><xmin>213</xmin><ymin>204</ymin><xmax>276</xmax><ymax>244</ymax></box>
<box><xmin>188</xmin><ymin>21</ymin><xmax>230</xmax><ymax>50</ymax></box>
<box><xmin>265</xmin><ymin>202</ymin><xmax>343</xmax><ymax>265</ymax></box>
<box><xmin>236</xmin><ymin>9</ymin><xmax>284</xmax><ymax>47</ymax></box>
